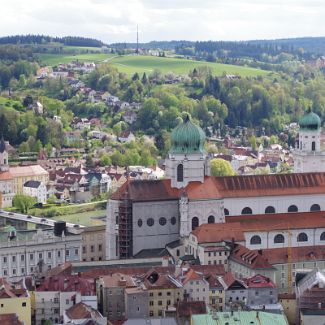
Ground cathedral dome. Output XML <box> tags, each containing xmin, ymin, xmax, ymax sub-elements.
<box><xmin>170</xmin><ymin>115</ymin><xmax>206</xmax><ymax>154</ymax></box>
<box><xmin>299</xmin><ymin>108</ymin><xmax>321</xmax><ymax>131</ymax></box>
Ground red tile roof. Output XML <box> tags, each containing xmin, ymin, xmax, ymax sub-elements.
<box><xmin>37</xmin><ymin>275</ymin><xmax>95</xmax><ymax>295</ymax></box>
<box><xmin>66</xmin><ymin>302</ymin><xmax>103</xmax><ymax>320</ymax></box>
<box><xmin>230</xmin><ymin>244</ymin><xmax>275</xmax><ymax>270</ymax></box>
<box><xmin>226</xmin><ymin>211</ymin><xmax>325</xmax><ymax>231</ymax></box>
<box><xmin>0</xmin><ymin>314</ymin><xmax>23</xmax><ymax>325</ymax></box>
<box><xmin>0</xmin><ymin>171</ymin><xmax>13</xmax><ymax>181</ymax></box>
<box><xmin>245</xmin><ymin>274</ymin><xmax>276</xmax><ymax>289</ymax></box>
<box><xmin>110</xmin><ymin>172</ymin><xmax>325</xmax><ymax>201</ymax></box>
<box><xmin>191</xmin><ymin>223</ymin><xmax>245</xmax><ymax>243</ymax></box>
<box><xmin>259</xmin><ymin>245</ymin><xmax>325</xmax><ymax>264</ymax></box>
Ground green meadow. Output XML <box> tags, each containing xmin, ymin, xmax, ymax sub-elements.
<box><xmin>39</xmin><ymin>51</ymin><xmax>268</xmax><ymax>77</ymax></box>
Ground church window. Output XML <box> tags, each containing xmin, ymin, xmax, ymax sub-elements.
<box><xmin>137</xmin><ymin>219</ymin><xmax>143</xmax><ymax>227</ymax></box>
<box><xmin>310</xmin><ymin>204</ymin><xmax>320</xmax><ymax>212</ymax></box>
<box><xmin>265</xmin><ymin>206</ymin><xmax>275</xmax><ymax>214</ymax></box>
<box><xmin>274</xmin><ymin>234</ymin><xmax>285</xmax><ymax>244</ymax></box>
<box><xmin>224</xmin><ymin>209</ymin><xmax>229</xmax><ymax>216</ymax></box>
<box><xmin>297</xmin><ymin>232</ymin><xmax>308</xmax><ymax>242</ymax></box>
<box><xmin>171</xmin><ymin>217</ymin><xmax>176</xmax><ymax>225</ymax></box>
<box><xmin>320</xmin><ymin>232</ymin><xmax>325</xmax><ymax>241</ymax></box>
<box><xmin>312</xmin><ymin>141</ymin><xmax>316</xmax><ymax>151</ymax></box>
<box><xmin>300</xmin><ymin>141</ymin><xmax>302</xmax><ymax>149</ymax></box>
<box><xmin>159</xmin><ymin>217</ymin><xmax>167</xmax><ymax>226</ymax></box>
<box><xmin>208</xmin><ymin>215</ymin><xmax>215</xmax><ymax>224</ymax></box>
<box><xmin>147</xmin><ymin>218</ymin><xmax>154</xmax><ymax>227</ymax></box>
<box><xmin>192</xmin><ymin>217</ymin><xmax>199</xmax><ymax>231</ymax></box>
<box><xmin>177</xmin><ymin>164</ymin><xmax>184</xmax><ymax>182</ymax></box>
<box><xmin>250</xmin><ymin>235</ymin><xmax>261</xmax><ymax>245</ymax></box>
<box><xmin>288</xmin><ymin>205</ymin><xmax>298</xmax><ymax>213</ymax></box>
<box><xmin>241</xmin><ymin>207</ymin><xmax>252</xmax><ymax>215</ymax></box>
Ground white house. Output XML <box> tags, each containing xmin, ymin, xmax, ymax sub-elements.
<box><xmin>23</xmin><ymin>180</ymin><xmax>47</xmax><ymax>204</ymax></box>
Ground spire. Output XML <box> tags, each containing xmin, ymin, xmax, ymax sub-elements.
<box><xmin>0</xmin><ymin>135</ymin><xmax>5</xmax><ymax>154</ymax></box>
<box><xmin>136</xmin><ymin>24</ymin><xmax>139</xmax><ymax>55</ymax></box>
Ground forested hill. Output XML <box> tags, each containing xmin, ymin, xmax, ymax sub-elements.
<box><xmin>0</xmin><ymin>35</ymin><xmax>105</xmax><ymax>47</ymax></box>
<box><xmin>247</xmin><ymin>37</ymin><xmax>325</xmax><ymax>55</ymax></box>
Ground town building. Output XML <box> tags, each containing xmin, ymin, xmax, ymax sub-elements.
<box><xmin>10</xmin><ymin>164</ymin><xmax>49</xmax><ymax>195</ymax></box>
<box><xmin>23</xmin><ymin>180</ymin><xmax>47</xmax><ymax>204</ymax></box>
<box><xmin>81</xmin><ymin>225</ymin><xmax>106</xmax><ymax>262</ymax></box>
<box><xmin>0</xmin><ymin>226</ymin><xmax>81</xmax><ymax>279</ymax></box>
<box><xmin>0</xmin><ymin>278</ymin><xmax>31</xmax><ymax>325</ymax></box>
<box><xmin>34</xmin><ymin>275</ymin><xmax>97</xmax><ymax>325</ymax></box>
<box><xmin>0</xmin><ymin>137</ymin><xmax>14</xmax><ymax>208</ymax></box>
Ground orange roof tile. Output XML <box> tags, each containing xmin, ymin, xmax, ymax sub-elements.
<box><xmin>110</xmin><ymin>172</ymin><xmax>325</xmax><ymax>202</ymax></box>
<box><xmin>191</xmin><ymin>223</ymin><xmax>245</xmax><ymax>243</ymax></box>
<box><xmin>0</xmin><ymin>171</ymin><xmax>13</xmax><ymax>181</ymax></box>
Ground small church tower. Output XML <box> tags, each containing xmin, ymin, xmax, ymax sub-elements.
<box><xmin>0</xmin><ymin>136</ymin><xmax>9</xmax><ymax>172</ymax></box>
<box><xmin>293</xmin><ymin>108</ymin><xmax>325</xmax><ymax>172</ymax></box>
<box><xmin>165</xmin><ymin>115</ymin><xmax>209</xmax><ymax>188</ymax></box>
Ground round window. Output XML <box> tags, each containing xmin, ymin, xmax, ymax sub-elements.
<box><xmin>147</xmin><ymin>218</ymin><xmax>154</xmax><ymax>227</ymax></box>
<box><xmin>159</xmin><ymin>217</ymin><xmax>167</xmax><ymax>226</ymax></box>
<box><xmin>137</xmin><ymin>219</ymin><xmax>143</xmax><ymax>227</ymax></box>
<box><xmin>171</xmin><ymin>217</ymin><xmax>176</xmax><ymax>225</ymax></box>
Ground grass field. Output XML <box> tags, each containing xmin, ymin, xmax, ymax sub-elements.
<box><xmin>108</xmin><ymin>55</ymin><xmax>268</xmax><ymax>77</ymax></box>
<box><xmin>52</xmin><ymin>209</ymin><xmax>106</xmax><ymax>226</ymax></box>
<box><xmin>39</xmin><ymin>51</ymin><xmax>268</xmax><ymax>77</ymax></box>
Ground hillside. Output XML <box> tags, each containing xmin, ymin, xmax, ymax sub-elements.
<box><xmin>39</xmin><ymin>53</ymin><xmax>268</xmax><ymax>77</ymax></box>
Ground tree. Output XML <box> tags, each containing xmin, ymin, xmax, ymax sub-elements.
<box><xmin>13</xmin><ymin>194</ymin><xmax>36</xmax><ymax>214</ymax></box>
<box><xmin>210</xmin><ymin>158</ymin><xmax>235</xmax><ymax>176</ymax></box>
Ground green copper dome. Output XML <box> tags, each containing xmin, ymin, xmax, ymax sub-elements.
<box><xmin>299</xmin><ymin>108</ymin><xmax>321</xmax><ymax>131</ymax></box>
<box><xmin>170</xmin><ymin>115</ymin><xmax>206</xmax><ymax>154</ymax></box>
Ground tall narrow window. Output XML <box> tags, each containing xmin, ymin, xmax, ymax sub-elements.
<box><xmin>192</xmin><ymin>217</ymin><xmax>199</xmax><ymax>231</ymax></box>
<box><xmin>208</xmin><ymin>215</ymin><xmax>215</xmax><ymax>224</ymax></box>
<box><xmin>177</xmin><ymin>164</ymin><xmax>184</xmax><ymax>182</ymax></box>
<box><xmin>312</xmin><ymin>141</ymin><xmax>316</xmax><ymax>151</ymax></box>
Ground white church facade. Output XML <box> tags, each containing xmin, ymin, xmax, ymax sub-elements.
<box><xmin>106</xmin><ymin>111</ymin><xmax>325</xmax><ymax>260</ymax></box>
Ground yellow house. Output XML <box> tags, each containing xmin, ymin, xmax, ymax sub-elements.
<box><xmin>9</xmin><ymin>165</ymin><xmax>49</xmax><ymax>195</ymax></box>
<box><xmin>0</xmin><ymin>278</ymin><xmax>31</xmax><ymax>325</ymax></box>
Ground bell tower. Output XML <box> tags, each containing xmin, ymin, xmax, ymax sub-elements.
<box><xmin>165</xmin><ymin>115</ymin><xmax>209</xmax><ymax>188</ymax></box>
<box><xmin>293</xmin><ymin>108</ymin><xmax>325</xmax><ymax>172</ymax></box>
<box><xmin>0</xmin><ymin>136</ymin><xmax>9</xmax><ymax>172</ymax></box>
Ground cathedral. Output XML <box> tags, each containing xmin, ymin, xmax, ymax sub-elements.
<box><xmin>106</xmin><ymin>111</ymin><xmax>325</xmax><ymax>260</ymax></box>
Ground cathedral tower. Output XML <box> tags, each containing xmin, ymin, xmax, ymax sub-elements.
<box><xmin>165</xmin><ymin>115</ymin><xmax>209</xmax><ymax>188</ymax></box>
<box><xmin>293</xmin><ymin>108</ymin><xmax>325</xmax><ymax>172</ymax></box>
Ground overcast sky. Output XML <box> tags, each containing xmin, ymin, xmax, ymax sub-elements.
<box><xmin>1</xmin><ymin>0</ymin><xmax>325</xmax><ymax>43</ymax></box>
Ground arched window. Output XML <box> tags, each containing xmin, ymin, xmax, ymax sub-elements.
<box><xmin>224</xmin><ymin>209</ymin><xmax>229</xmax><ymax>216</ymax></box>
<box><xmin>265</xmin><ymin>206</ymin><xmax>276</xmax><ymax>214</ymax></box>
<box><xmin>288</xmin><ymin>205</ymin><xmax>298</xmax><ymax>213</ymax></box>
<box><xmin>192</xmin><ymin>217</ymin><xmax>199</xmax><ymax>231</ymax></box>
<box><xmin>274</xmin><ymin>234</ymin><xmax>285</xmax><ymax>244</ymax></box>
<box><xmin>297</xmin><ymin>232</ymin><xmax>308</xmax><ymax>242</ymax></box>
<box><xmin>320</xmin><ymin>232</ymin><xmax>325</xmax><ymax>241</ymax></box>
<box><xmin>242</xmin><ymin>207</ymin><xmax>253</xmax><ymax>215</ymax></box>
<box><xmin>177</xmin><ymin>164</ymin><xmax>184</xmax><ymax>182</ymax></box>
<box><xmin>310</xmin><ymin>204</ymin><xmax>320</xmax><ymax>212</ymax></box>
<box><xmin>312</xmin><ymin>141</ymin><xmax>316</xmax><ymax>151</ymax></box>
<box><xmin>208</xmin><ymin>215</ymin><xmax>215</xmax><ymax>224</ymax></box>
<box><xmin>250</xmin><ymin>235</ymin><xmax>261</xmax><ymax>245</ymax></box>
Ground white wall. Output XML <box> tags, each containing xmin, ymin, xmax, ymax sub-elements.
<box><xmin>224</xmin><ymin>193</ymin><xmax>325</xmax><ymax>216</ymax></box>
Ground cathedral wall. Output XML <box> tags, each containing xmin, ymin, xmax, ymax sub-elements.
<box><xmin>132</xmin><ymin>200</ymin><xmax>179</xmax><ymax>255</ymax></box>
<box><xmin>187</xmin><ymin>199</ymin><xmax>225</xmax><ymax>234</ymax></box>
<box><xmin>293</xmin><ymin>154</ymin><xmax>325</xmax><ymax>173</ymax></box>
<box><xmin>224</xmin><ymin>193</ymin><xmax>325</xmax><ymax>216</ymax></box>
<box><xmin>105</xmin><ymin>199</ymin><xmax>120</xmax><ymax>260</ymax></box>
